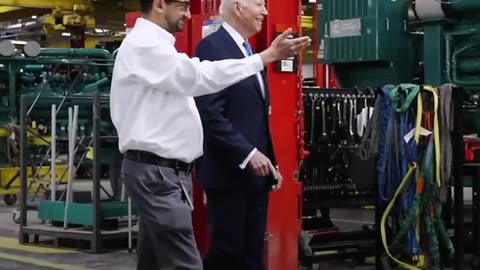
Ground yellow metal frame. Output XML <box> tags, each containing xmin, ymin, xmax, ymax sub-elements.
<box><xmin>0</xmin><ymin>165</ymin><xmax>69</xmax><ymax>196</ymax></box>
<box><xmin>0</xmin><ymin>127</ymin><xmax>8</xmax><ymax>138</ymax></box>
<box><xmin>0</xmin><ymin>0</ymin><xmax>90</xmax><ymax>10</ymax></box>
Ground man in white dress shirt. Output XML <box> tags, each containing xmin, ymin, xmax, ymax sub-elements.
<box><xmin>110</xmin><ymin>0</ymin><xmax>310</xmax><ymax>269</ymax></box>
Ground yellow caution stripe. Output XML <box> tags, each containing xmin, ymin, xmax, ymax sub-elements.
<box><xmin>0</xmin><ymin>251</ymin><xmax>90</xmax><ymax>270</ymax></box>
<box><xmin>0</xmin><ymin>236</ymin><xmax>77</xmax><ymax>254</ymax></box>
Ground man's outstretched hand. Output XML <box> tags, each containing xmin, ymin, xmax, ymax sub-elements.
<box><xmin>259</xmin><ymin>28</ymin><xmax>311</xmax><ymax>64</ymax></box>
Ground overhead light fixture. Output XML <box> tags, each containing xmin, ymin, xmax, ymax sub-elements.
<box><xmin>11</xmin><ymin>40</ymin><xmax>27</xmax><ymax>45</ymax></box>
<box><xmin>31</xmin><ymin>15</ymin><xmax>37</xmax><ymax>19</ymax></box>
<box><xmin>94</xmin><ymin>28</ymin><xmax>109</xmax><ymax>33</ymax></box>
<box><xmin>6</xmin><ymin>21</ymin><xmax>37</xmax><ymax>29</ymax></box>
<box><xmin>62</xmin><ymin>32</ymin><xmax>71</xmax><ymax>37</ymax></box>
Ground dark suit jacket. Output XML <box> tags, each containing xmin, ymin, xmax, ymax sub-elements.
<box><xmin>194</xmin><ymin>26</ymin><xmax>276</xmax><ymax>190</ymax></box>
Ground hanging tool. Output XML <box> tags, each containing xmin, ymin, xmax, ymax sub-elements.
<box><xmin>337</xmin><ymin>98</ymin><xmax>342</xmax><ymax>128</ymax></box>
<box><xmin>353</xmin><ymin>97</ymin><xmax>358</xmax><ymax>137</ymax></box>
<box><xmin>321</xmin><ymin>98</ymin><xmax>327</xmax><ymax>141</ymax></box>
<box><xmin>309</xmin><ymin>93</ymin><xmax>318</xmax><ymax>145</ymax></box>
<box><xmin>331</xmin><ymin>100</ymin><xmax>337</xmax><ymax>138</ymax></box>
<box><xmin>349</xmin><ymin>97</ymin><xmax>354</xmax><ymax>139</ymax></box>
<box><xmin>343</xmin><ymin>96</ymin><xmax>348</xmax><ymax>129</ymax></box>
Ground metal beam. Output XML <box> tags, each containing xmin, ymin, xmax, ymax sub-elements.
<box><xmin>0</xmin><ymin>0</ymin><xmax>138</xmax><ymax>11</ymax></box>
<box><xmin>0</xmin><ymin>6</ymin><xmax>22</xmax><ymax>13</ymax></box>
<box><xmin>89</xmin><ymin>1</ymin><xmax>140</xmax><ymax>24</ymax></box>
<box><xmin>93</xmin><ymin>0</ymin><xmax>139</xmax><ymax>12</ymax></box>
<box><xmin>91</xmin><ymin>3</ymin><xmax>125</xmax><ymax>21</ymax></box>
<box><xmin>0</xmin><ymin>8</ymin><xmax>49</xmax><ymax>22</ymax></box>
<box><xmin>117</xmin><ymin>0</ymin><xmax>139</xmax><ymax>11</ymax></box>
<box><xmin>0</xmin><ymin>0</ymin><xmax>90</xmax><ymax>10</ymax></box>
<box><xmin>92</xmin><ymin>1</ymin><xmax>139</xmax><ymax>18</ymax></box>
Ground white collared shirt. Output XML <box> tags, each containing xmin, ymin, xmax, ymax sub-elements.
<box><xmin>110</xmin><ymin>18</ymin><xmax>264</xmax><ymax>163</ymax></box>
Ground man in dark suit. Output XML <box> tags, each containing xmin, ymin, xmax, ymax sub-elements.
<box><xmin>194</xmin><ymin>0</ymin><xmax>283</xmax><ymax>270</ymax></box>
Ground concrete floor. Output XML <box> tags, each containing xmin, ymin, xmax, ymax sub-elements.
<box><xmin>0</xmin><ymin>199</ymin><xmax>137</xmax><ymax>270</ymax></box>
<box><xmin>0</xmin><ymin>196</ymin><xmax>378</xmax><ymax>270</ymax></box>
<box><xmin>0</xmin><ymin>192</ymin><xmax>472</xmax><ymax>270</ymax></box>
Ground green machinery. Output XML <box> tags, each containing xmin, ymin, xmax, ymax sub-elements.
<box><xmin>319</xmin><ymin>0</ymin><xmax>480</xmax><ymax>89</ymax></box>
<box><xmin>317</xmin><ymin>0</ymin><xmax>480</xmax><ymax>268</ymax></box>
<box><xmin>0</xmin><ymin>40</ymin><xmax>130</xmax><ymax>251</ymax></box>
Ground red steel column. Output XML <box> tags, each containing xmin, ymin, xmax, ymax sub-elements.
<box><xmin>256</xmin><ymin>0</ymin><xmax>303</xmax><ymax>269</ymax></box>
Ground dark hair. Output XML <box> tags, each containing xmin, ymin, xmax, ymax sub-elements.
<box><xmin>139</xmin><ymin>0</ymin><xmax>153</xmax><ymax>13</ymax></box>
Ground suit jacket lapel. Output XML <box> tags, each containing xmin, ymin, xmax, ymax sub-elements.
<box><xmin>248</xmin><ymin>45</ymin><xmax>268</xmax><ymax>110</ymax></box>
<box><xmin>217</xmin><ymin>27</ymin><xmax>244</xmax><ymax>59</ymax></box>
<box><xmin>218</xmin><ymin>27</ymin><xmax>268</xmax><ymax>113</ymax></box>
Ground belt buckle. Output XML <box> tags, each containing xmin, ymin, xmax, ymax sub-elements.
<box><xmin>174</xmin><ymin>161</ymin><xmax>185</xmax><ymax>174</ymax></box>
<box><xmin>174</xmin><ymin>160</ymin><xmax>193</xmax><ymax>174</ymax></box>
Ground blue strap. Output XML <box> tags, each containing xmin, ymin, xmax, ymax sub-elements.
<box><xmin>378</xmin><ymin>85</ymin><xmax>395</xmax><ymax>200</ymax></box>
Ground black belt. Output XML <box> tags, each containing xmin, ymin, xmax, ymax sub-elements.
<box><xmin>125</xmin><ymin>150</ymin><xmax>193</xmax><ymax>174</ymax></box>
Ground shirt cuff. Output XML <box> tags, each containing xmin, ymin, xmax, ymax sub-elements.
<box><xmin>239</xmin><ymin>148</ymin><xmax>257</xmax><ymax>169</ymax></box>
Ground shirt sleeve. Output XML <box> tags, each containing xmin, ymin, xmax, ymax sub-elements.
<box><xmin>239</xmin><ymin>148</ymin><xmax>257</xmax><ymax>169</ymax></box>
<box><xmin>128</xmin><ymin>43</ymin><xmax>264</xmax><ymax>97</ymax></box>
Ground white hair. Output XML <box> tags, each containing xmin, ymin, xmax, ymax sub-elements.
<box><xmin>219</xmin><ymin>0</ymin><xmax>249</xmax><ymax>17</ymax></box>
<box><xmin>219</xmin><ymin>0</ymin><xmax>233</xmax><ymax>16</ymax></box>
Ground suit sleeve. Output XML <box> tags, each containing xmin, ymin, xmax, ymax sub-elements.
<box><xmin>194</xmin><ymin>39</ymin><xmax>255</xmax><ymax>167</ymax></box>
<box><xmin>263</xmin><ymin>71</ymin><xmax>278</xmax><ymax>166</ymax></box>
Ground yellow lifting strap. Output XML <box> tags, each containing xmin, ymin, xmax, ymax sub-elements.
<box><xmin>380</xmin><ymin>85</ymin><xmax>442</xmax><ymax>269</ymax></box>
<box><xmin>381</xmin><ymin>163</ymin><xmax>423</xmax><ymax>270</ymax></box>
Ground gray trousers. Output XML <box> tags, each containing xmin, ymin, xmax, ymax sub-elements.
<box><xmin>121</xmin><ymin>158</ymin><xmax>203</xmax><ymax>270</ymax></box>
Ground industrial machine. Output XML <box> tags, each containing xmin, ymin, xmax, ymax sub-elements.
<box><xmin>315</xmin><ymin>0</ymin><xmax>480</xmax><ymax>269</ymax></box>
<box><xmin>318</xmin><ymin>0</ymin><xmax>480</xmax><ymax>89</ymax></box>
<box><xmin>0</xmin><ymin>39</ymin><xmax>129</xmax><ymax>252</ymax></box>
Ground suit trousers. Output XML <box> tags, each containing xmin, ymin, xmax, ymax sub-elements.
<box><xmin>121</xmin><ymin>158</ymin><xmax>203</xmax><ymax>270</ymax></box>
<box><xmin>203</xmin><ymin>187</ymin><xmax>269</xmax><ymax>270</ymax></box>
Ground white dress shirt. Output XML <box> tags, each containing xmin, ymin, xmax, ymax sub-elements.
<box><xmin>222</xmin><ymin>22</ymin><xmax>265</xmax><ymax>169</ymax></box>
<box><xmin>110</xmin><ymin>18</ymin><xmax>264</xmax><ymax>163</ymax></box>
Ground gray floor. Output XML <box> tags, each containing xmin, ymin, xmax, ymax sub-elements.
<box><xmin>0</xmin><ymin>192</ymin><xmax>472</xmax><ymax>270</ymax></box>
<box><xmin>0</xmin><ymin>196</ymin><xmax>378</xmax><ymax>270</ymax></box>
<box><xmin>0</xmin><ymin>199</ymin><xmax>137</xmax><ymax>270</ymax></box>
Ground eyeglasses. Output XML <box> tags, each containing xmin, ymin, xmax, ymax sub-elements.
<box><xmin>165</xmin><ymin>0</ymin><xmax>190</xmax><ymax>11</ymax></box>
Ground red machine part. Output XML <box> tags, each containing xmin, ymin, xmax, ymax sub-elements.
<box><xmin>189</xmin><ymin>13</ymin><xmax>219</xmax><ymax>256</ymax></box>
<box><xmin>190</xmin><ymin>0</ymin><xmax>221</xmax><ymax>14</ymax></box>
<box><xmin>465</xmin><ymin>138</ymin><xmax>480</xmax><ymax>161</ymax></box>
<box><xmin>311</xmin><ymin>1</ymin><xmax>337</xmax><ymax>88</ymax></box>
<box><xmin>254</xmin><ymin>1</ymin><xmax>303</xmax><ymax>269</ymax></box>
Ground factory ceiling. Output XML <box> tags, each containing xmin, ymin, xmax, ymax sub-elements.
<box><xmin>0</xmin><ymin>0</ymin><xmax>139</xmax><ymax>44</ymax></box>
